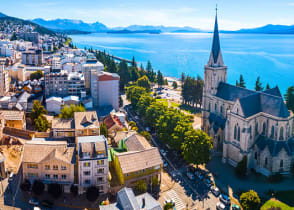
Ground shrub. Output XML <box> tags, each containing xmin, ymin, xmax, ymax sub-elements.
<box><xmin>151</xmin><ymin>176</ymin><xmax>159</xmax><ymax>188</ymax></box>
<box><xmin>164</xmin><ymin>202</ymin><xmax>174</xmax><ymax>210</ymax></box>
<box><xmin>240</xmin><ymin>190</ymin><xmax>261</xmax><ymax>210</ymax></box>
<box><xmin>235</xmin><ymin>156</ymin><xmax>247</xmax><ymax>177</ymax></box>
<box><xmin>70</xmin><ymin>185</ymin><xmax>78</xmax><ymax>197</ymax></box>
<box><xmin>140</xmin><ymin>131</ymin><xmax>151</xmax><ymax>140</ymax></box>
<box><xmin>20</xmin><ymin>179</ymin><xmax>31</xmax><ymax>191</ymax></box>
<box><xmin>86</xmin><ymin>186</ymin><xmax>99</xmax><ymax>202</ymax></box>
<box><xmin>48</xmin><ymin>183</ymin><xmax>62</xmax><ymax>198</ymax></box>
<box><xmin>32</xmin><ymin>180</ymin><xmax>45</xmax><ymax>195</ymax></box>
<box><xmin>135</xmin><ymin>180</ymin><xmax>147</xmax><ymax>194</ymax></box>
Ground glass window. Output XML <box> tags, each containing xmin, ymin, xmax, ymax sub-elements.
<box><xmin>61</xmin><ymin>175</ymin><xmax>67</xmax><ymax>179</ymax></box>
<box><xmin>45</xmin><ymin>174</ymin><xmax>50</xmax><ymax>179</ymax></box>
<box><xmin>84</xmin><ymin>179</ymin><xmax>91</xmax><ymax>185</ymax></box>
<box><xmin>265</xmin><ymin>158</ymin><xmax>268</xmax><ymax>166</ymax></box>
<box><xmin>28</xmin><ymin>173</ymin><xmax>38</xmax><ymax>178</ymax></box>
<box><xmin>28</xmin><ymin>164</ymin><xmax>38</xmax><ymax>169</ymax></box>
<box><xmin>279</xmin><ymin>127</ymin><xmax>284</xmax><ymax>140</ymax></box>
<box><xmin>53</xmin><ymin>174</ymin><xmax>58</xmax><ymax>179</ymax></box>
<box><xmin>280</xmin><ymin>160</ymin><xmax>283</xmax><ymax>168</ymax></box>
<box><xmin>53</xmin><ymin>165</ymin><xmax>58</xmax><ymax>170</ymax></box>
<box><xmin>97</xmin><ymin>160</ymin><xmax>104</xmax><ymax>165</ymax></box>
<box><xmin>270</xmin><ymin>126</ymin><xmax>274</xmax><ymax>139</ymax></box>
<box><xmin>83</xmin><ymin>171</ymin><xmax>91</xmax><ymax>176</ymax></box>
<box><xmin>61</xmin><ymin>166</ymin><xmax>66</xmax><ymax>170</ymax></box>
<box><xmin>83</xmin><ymin>162</ymin><xmax>90</xmax><ymax>167</ymax></box>
<box><xmin>45</xmin><ymin>165</ymin><xmax>50</xmax><ymax>170</ymax></box>
<box><xmin>97</xmin><ymin>168</ymin><xmax>104</xmax><ymax>174</ymax></box>
<box><xmin>238</xmin><ymin>127</ymin><xmax>241</xmax><ymax>141</ymax></box>
<box><xmin>262</xmin><ymin>122</ymin><xmax>266</xmax><ymax>135</ymax></box>
<box><xmin>234</xmin><ymin>125</ymin><xmax>237</xmax><ymax>140</ymax></box>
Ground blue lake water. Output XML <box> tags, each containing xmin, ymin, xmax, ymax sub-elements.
<box><xmin>70</xmin><ymin>32</ymin><xmax>294</xmax><ymax>94</ymax></box>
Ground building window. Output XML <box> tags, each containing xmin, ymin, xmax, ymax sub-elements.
<box><xmin>249</xmin><ymin>126</ymin><xmax>252</xmax><ymax>138</ymax></box>
<box><xmin>83</xmin><ymin>162</ymin><xmax>90</xmax><ymax>167</ymax></box>
<box><xmin>27</xmin><ymin>173</ymin><xmax>38</xmax><ymax>178</ymax></box>
<box><xmin>234</xmin><ymin>125</ymin><xmax>237</xmax><ymax>140</ymax></box>
<box><xmin>238</xmin><ymin>127</ymin><xmax>241</xmax><ymax>141</ymax></box>
<box><xmin>97</xmin><ymin>177</ymin><xmax>103</xmax><ymax>183</ymax></box>
<box><xmin>61</xmin><ymin>175</ymin><xmax>67</xmax><ymax>180</ymax></box>
<box><xmin>53</xmin><ymin>175</ymin><xmax>58</xmax><ymax>179</ymax></box>
<box><xmin>83</xmin><ymin>171</ymin><xmax>91</xmax><ymax>176</ymax></box>
<box><xmin>220</xmin><ymin>105</ymin><xmax>223</xmax><ymax>114</ymax></box>
<box><xmin>265</xmin><ymin>158</ymin><xmax>268</xmax><ymax>167</ymax></box>
<box><xmin>97</xmin><ymin>160</ymin><xmax>104</xmax><ymax>165</ymax></box>
<box><xmin>262</xmin><ymin>122</ymin><xmax>266</xmax><ymax>135</ymax></box>
<box><xmin>208</xmin><ymin>102</ymin><xmax>211</xmax><ymax>111</ymax></box>
<box><xmin>28</xmin><ymin>164</ymin><xmax>38</xmax><ymax>169</ymax></box>
<box><xmin>254</xmin><ymin>152</ymin><xmax>257</xmax><ymax>160</ymax></box>
<box><xmin>255</xmin><ymin>122</ymin><xmax>258</xmax><ymax>134</ymax></box>
<box><xmin>279</xmin><ymin>127</ymin><xmax>284</xmax><ymax>140</ymax></box>
<box><xmin>98</xmin><ymin>186</ymin><xmax>103</xmax><ymax>191</ymax></box>
<box><xmin>53</xmin><ymin>165</ymin><xmax>58</xmax><ymax>170</ymax></box>
<box><xmin>280</xmin><ymin>160</ymin><xmax>283</xmax><ymax>168</ymax></box>
<box><xmin>97</xmin><ymin>168</ymin><xmax>104</xmax><ymax>174</ymax></box>
<box><xmin>215</xmin><ymin>103</ymin><xmax>217</xmax><ymax>113</ymax></box>
<box><xmin>45</xmin><ymin>165</ymin><xmax>50</xmax><ymax>170</ymax></box>
<box><xmin>61</xmin><ymin>166</ymin><xmax>66</xmax><ymax>170</ymax></box>
<box><xmin>45</xmin><ymin>174</ymin><xmax>50</xmax><ymax>179</ymax></box>
<box><xmin>84</xmin><ymin>179</ymin><xmax>91</xmax><ymax>185</ymax></box>
<box><xmin>270</xmin><ymin>126</ymin><xmax>274</xmax><ymax>139</ymax></box>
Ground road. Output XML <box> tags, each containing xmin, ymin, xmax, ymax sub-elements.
<box><xmin>125</xmin><ymin>104</ymin><xmax>224</xmax><ymax>209</ymax></box>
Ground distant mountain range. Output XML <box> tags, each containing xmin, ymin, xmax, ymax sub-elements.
<box><xmin>223</xmin><ymin>24</ymin><xmax>294</xmax><ymax>34</ymax></box>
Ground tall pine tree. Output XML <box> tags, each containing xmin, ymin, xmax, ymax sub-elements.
<box><xmin>285</xmin><ymin>86</ymin><xmax>294</xmax><ymax>112</ymax></box>
<box><xmin>254</xmin><ymin>76</ymin><xmax>263</xmax><ymax>91</ymax></box>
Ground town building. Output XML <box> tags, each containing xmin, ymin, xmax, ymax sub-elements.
<box><xmin>99</xmin><ymin>187</ymin><xmax>162</xmax><ymax>210</ymax></box>
<box><xmin>91</xmin><ymin>71</ymin><xmax>120</xmax><ymax>110</ymax></box>
<box><xmin>22</xmin><ymin>141</ymin><xmax>75</xmax><ymax>192</ymax></box>
<box><xmin>201</xmin><ymin>12</ymin><xmax>294</xmax><ymax>176</ymax></box>
<box><xmin>111</xmin><ymin>134</ymin><xmax>162</xmax><ymax>187</ymax></box>
<box><xmin>46</xmin><ymin>96</ymin><xmax>63</xmax><ymax>114</ymax></box>
<box><xmin>77</xmin><ymin>135</ymin><xmax>109</xmax><ymax>194</ymax></box>
<box><xmin>103</xmin><ymin>114</ymin><xmax>125</xmax><ymax>135</ymax></box>
<box><xmin>51</xmin><ymin>118</ymin><xmax>75</xmax><ymax>138</ymax></box>
<box><xmin>21</xmin><ymin>48</ymin><xmax>43</xmax><ymax>66</ymax></box>
<box><xmin>74</xmin><ymin>111</ymin><xmax>100</xmax><ymax>137</ymax></box>
<box><xmin>0</xmin><ymin>110</ymin><xmax>26</xmax><ymax>129</ymax></box>
<box><xmin>82</xmin><ymin>60</ymin><xmax>104</xmax><ymax>92</ymax></box>
<box><xmin>0</xmin><ymin>65</ymin><xmax>9</xmax><ymax>97</ymax></box>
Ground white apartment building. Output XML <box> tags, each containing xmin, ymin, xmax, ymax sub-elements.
<box><xmin>82</xmin><ymin>60</ymin><xmax>104</xmax><ymax>92</ymax></box>
<box><xmin>0</xmin><ymin>65</ymin><xmax>9</xmax><ymax>97</ymax></box>
<box><xmin>21</xmin><ymin>48</ymin><xmax>43</xmax><ymax>66</ymax></box>
<box><xmin>77</xmin><ymin>135</ymin><xmax>109</xmax><ymax>194</ymax></box>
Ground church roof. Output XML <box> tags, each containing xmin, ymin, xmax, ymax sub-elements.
<box><xmin>239</xmin><ymin>91</ymin><xmax>290</xmax><ymax>118</ymax></box>
<box><xmin>255</xmin><ymin>135</ymin><xmax>294</xmax><ymax>157</ymax></box>
<box><xmin>212</xmin><ymin>14</ymin><xmax>221</xmax><ymax>64</ymax></box>
<box><xmin>263</xmin><ymin>86</ymin><xmax>282</xmax><ymax>98</ymax></box>
<box><xmin>209</xmin><ymin>112</ymin><xmax>226</xmax><ymax>132</ymax></box>
<box><xmin>216</xmin><ymin>82</ymin><xmax>254</xmax><ymax>101</ymax></box>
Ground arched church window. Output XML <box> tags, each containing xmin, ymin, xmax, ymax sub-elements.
<box><xmin>270</xmin><ymin>126</ymin><xmax>274</xmax><ymax>139</ymax></box>
<box><xmin>234</xmin><ymin>125</ymin><xmax>237</xmax><ymax>140</ymax></box>
<box><xmin>249</xmin><ymin>126</ymin><xmax>252</xmax><ymax>138</ymax></box>
<box><xmin>280</xmin><ymin>160</ymin><xmax>283</xmax><ymax>168</ymax></box>
<box><xmin>262</xmin><ymin>122</ymin><xmax>266</xmax><ymax>135</ymax></box>
<box><xmin>220</xmin><ymin>105</ymin><xmax>223</xmax><ymax>114</ymax></box>
<box><xmin>254</xmin><ymin>152</ymin><xmax>257</xmax><ymax>160</ymax></box>
<box><xmin>265</xmin><ymin>158</ymin><xmax>268</xmax><ymax>166</ymax></box>
<box><xmin>208</xmin><ymin>102</ymin><xmax>211</xmax><ymax>111</ymax></box>
<box><xmin>237</xmin><ymin>126</ymin><xmax>241</xmax><ymax>141</ymax></box>
<box><xmin>279</xmin><ymin>127</ymin><xmax>284</xmax><ymax>140</ymax></box>
<box><xmin>215</xmin><ymin>103</ymin><xmax>217</xmax><ymax>113</ymax></box>
<box><xmin>255</xmin><ymin>122</ymin><xmax>258</xmax><ymax>135</ymax></box>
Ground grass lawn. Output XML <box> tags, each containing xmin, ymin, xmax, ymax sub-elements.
<box><xmin>179</xmin><ymin>104</ymin><xmax>200</xmax><ymax>114</ymax></box>
<box><xmin>156</xmin><ymin>99</ymin><xmax>168</xmax><ymax>107</ymax></box>
<box><xmin>170</xmin><ymin>101</ymin><xmax>180</xmax><ymax>108</ymax></box>
<box><xmin>261</xmin><ymin>199</ymin><xmax>294</xmax><ymax>210</ymax></box>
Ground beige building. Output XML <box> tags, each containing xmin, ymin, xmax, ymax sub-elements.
<box><xmin>202</xmin><ymin>13</ymin><xmax>294</xmax><ymax>176</ymax></box>
<box><xmin>74</xmin><ymin>111</ymin><xmax>100</xmax><ymax>137</ymax></box>
<box><xmin>0</xmin><ymin>65</ymin><xmax>9</xmax><ymax>97</ymax></box>
<box><xmin>22</xmin><ymin>141</ymin><xmax>75</xmax><ymax>192</ymax></box>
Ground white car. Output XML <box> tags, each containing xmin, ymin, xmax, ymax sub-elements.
<box><xmin>160</xmin><ymin>149</ymin><xmax>167</xmax><ymax>156</ymax></box>
<box><xmin>216</xmin><ymin>202</ymin><xmax>226</xmax><ymax>210</ymax></box>
<box><xmin>211</xmin><ymin>186</ymin><xmax>220</xmax><ymax>197</ymax></box>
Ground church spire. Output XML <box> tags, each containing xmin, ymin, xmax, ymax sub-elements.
<box><xmin>208</xmin><ymin>5</ymin><xmax>224</xmax><ymax>67</ymax></box>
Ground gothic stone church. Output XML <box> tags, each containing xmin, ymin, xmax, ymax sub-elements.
<box><xmin>202</xmin><ymin>14</ymin><xmax>294</xmax><ymax>176</ymax></box>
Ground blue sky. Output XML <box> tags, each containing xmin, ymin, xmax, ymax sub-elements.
<box><xmin>3</xmin><ymin>0</ymin><xmax>294</xmax><ymax>30</ymax></box>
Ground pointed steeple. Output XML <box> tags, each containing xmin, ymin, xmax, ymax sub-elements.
<box><xmin>208</xmin><ymin>6</ymin><xmax>224</xmax><ymax>67</ymax></box>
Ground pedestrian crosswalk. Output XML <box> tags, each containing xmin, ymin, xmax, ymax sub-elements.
<box><xmin>166</xmin><ymin>190</ymin><xmax>186</xmax><ymax>210</ymax></box>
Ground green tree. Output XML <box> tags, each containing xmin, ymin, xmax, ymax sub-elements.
<box><xmin>240</xmin><ymin>190</ymin><xmax>261</xmax><ymax>210</ymax></box>
<box><xmin>171</xmin><ymin>118</ymin><xmax>193</xmax><ymax>151</ymax></box>
<box><xmin>100</xmin><ymin>123</ymin><xmax>108</xmax><ymax>138</ymax></box>
<box><xmin>86</xmin><ymin>186</ymin><xmax>99</xmax><ymax>202</ymax></box>
<box><xmin>136</xmin><ymin>75</ymin><xmax>151</xmax><ymax>92</ymax></box>
<box><xmin>128</xmin><ymin>121</ymin><xmax>136</xmax><ymax>128</ymax></box>
<box><xmin>236</xmin><ymin>74</ymin><xmax>246</xmax><ymax>88</ymax></box>
<box><xmin>145</xmin><ymin>102</ymin><xmax>167</xmax><ymax>127</ymax></box>
<box><xmin>10</xmin><ymin>32</ymin><xmax>17</xmax><ymax>41</ymax></box>
<box><xmin>266</xmin><ymin>83</ymin><xmax>271</xmax><ymax>90</ymax></box>
<box><xmin>30</xmin><ymin>70</ymin><xmax>44</xmax><ymax>80</ymax></box>
<box><xmin>48</xmin><ymin>183</ymin><xmax>62</xmax><ymax>199</ymax></box>
<box><xmin>181</xmin><ymin>129</ymin><xmax>212</xmax><ymax>167</ymax></box>
<box><xmin>59</xmin><ymin>104</ymin><xmax>85</xmax><ymax>119</ymax></box>
<box><xmin>151</xmin><ymin>176</ymin><xmax>159</xmax><ymax>188</ymax></box>
<box><xmin>30</xmin><ymin>100</ymin><xmax>47</xmax><ymax>122</ymax></box>
<box><xmin>146</xmin><ymin>61</ymin><xmax>156</xmax><ymax>82</ymax></box>
<box><xmin>137</xmin><ymin>95</ymin><xmax>155</xmax><ymax>116</ymax></box>
<box><xmin>235</xmin><ymin>156</ymin><xmax>248</xmax><ymax>177</ymax></box>
<box><xmin>140</xmin><ymin>131</ymin><xmax>151</xmax><ymax>141</ymax></box>
<box><xmin>285</xmin><ymin>86</ymin><xmax>294</xmax><ymax>113</ymax></box>
<box><xmin>172</xmin><ymin>81</ymin><xmax>178</xmax><ymax>89</ymax></box>
<box><xmin>126</xmin><ymin>86</ymin><xmax>147</xmax><ymax>108</ymax></box>
<box><xmin>181</xmin><ymin>75</ymin><xmax>203</xmax><ymax>107</ymax></box>
<box><xmin>119</xmin><ymin>95</ymin><xmax>123</xmax><ymax>107</ymax></box>
<box><xmin>164</xmin><ymin>79</ymin><xmax>168</xmax><ymax>86</ymax></box>
<box><xmin>164</xmin><ymin>202</ymin><xmax>174</xmax><ymax>210</ymax></box>
<box><xmin>135</xmin><ymin>179</ymin><xmax>147</xmax><ymax>194</ymax></box>
<box><xmin>118</xmin><ymin>61</ymin><xmax>130</xmax><ymax>91</ymax></box>
<box><xmin>34</xmin><ymin>115</ymin><xmax>49</xmax><ymax>132</ymax></box>
<box><xmin>254</xmin><ymin>76</ymin><xmax>263</xmax><ymax>91</ymax></box>
<box><xmin>32</xmin><ymin>180</ymin><xmax>45</xmax><ymax>195</ymax></box>
<box><xmin>157</xmin><ymin>70</ymin><xmax>164</xmax><ymax>88</ymax></box>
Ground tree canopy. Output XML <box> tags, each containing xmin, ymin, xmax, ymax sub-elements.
<box><xmin>172</xmin><ymin>81</ymin><xmax>178</xmax><ymax>89</ymax></box>
<box><xmin>30</xmin><ymin>100</ymin><xmax>49</xmax><ymax>131</ymax></box>
<box><xmin>59</xmin><ymin>104</ymin><xmax>85</xmax><ymax>119</ymax></box>
<box><xmin>30</xmin><ymin>70</ymin><xmax>44</xmax><ymax>80</ymax></box>
<box><xmin>236</xmin><ymin>74</ymin><xmax>246</xmax><ymax>88</ymax></box>
<box><xmin>181</xmin><ymin>75</ymin><xmax>203</xmax><ymax>108</ymax></box>
<box><xmin>136</xmin><ymin>75</ymin><xmax>151</xmax><ymax>92</ymax></box>
<box><xmin>255</xmin><ymin>76</ymin><xmax>263</xmax><ymax>91</ymax></box>
<box><xmin>240</xmin><ymin>190</ymin><xmax>261</xmax><ymax>210</ymax></box>
<box><xmin>285</xmin><ymin>86</ymin><xmax>294</xmax><ymax>113</ymax></box>
<box><xmin>100</xmin><ymin>123</ymin><xmax>108</xmax><ymax>138</ymax></box>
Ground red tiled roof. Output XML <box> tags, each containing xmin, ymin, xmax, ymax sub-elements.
<box><xmin>103</xmin><ymin>114</ymin><xmax>124</xmax><ymax>130</ymax></box>
<box><xmin>98</xmin><ymin>74</ymin><xmax>119</xmax><ymax>81</ymax></box>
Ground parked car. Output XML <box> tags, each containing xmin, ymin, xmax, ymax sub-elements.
<box><xmin>216</xmin><ymin>202</ymin><xmax>226</xmax><ymax>210</ymax></box>
<box><xmin>41</xmin><ymin>200</ymin><xmax>54</xmax><ymax>208</ymax></box>
<box><xmin>204</xmin><ymin>178</ymin><xmax>212</xmax><ymax>188</ymax></box>
<box><xmin>211</xmin><ymin>186</ymin><xmax>220</xmax><ymax>197</ymax></box>
<box><xmin>220</xmin><ymin>194</ymin><xmax>231</xmax><ymax>205</ymax></box>
<box><xmin>28</xmin><ymin>198</ymin><xmax>39</xmax><ymax>205</ymax></box>
<box><xmin>186</xmin><ymin>172</ymin><xmax>195</xmax><ymax>180</ymax></box>
<box><xmin>232</xmin><ymin>204</ymin><xmax>241</xmax><ymax>210</ymax></box>
<box><xmin>160</xmin><ymin>149</ymin><xmax>167</xmax><ymax>156</ymax></box>
<box><xmin>135</xmin><ymin>116</ymin><xmax>139</xmax><ymax>120</ymax></box>
<box><xmin>164</xmin><ymin>199</ymin><xmax>175</xmax><ymax>206</ymax></box>
<box><xmin>163</xmin><ymin>160</ymin><xmax>168</xmax><ymax>168</ymax></box>
<box><xmin>8</xmin><ymin>173</ymin><xmax>15</xmax><ymax>182</ymax></box>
